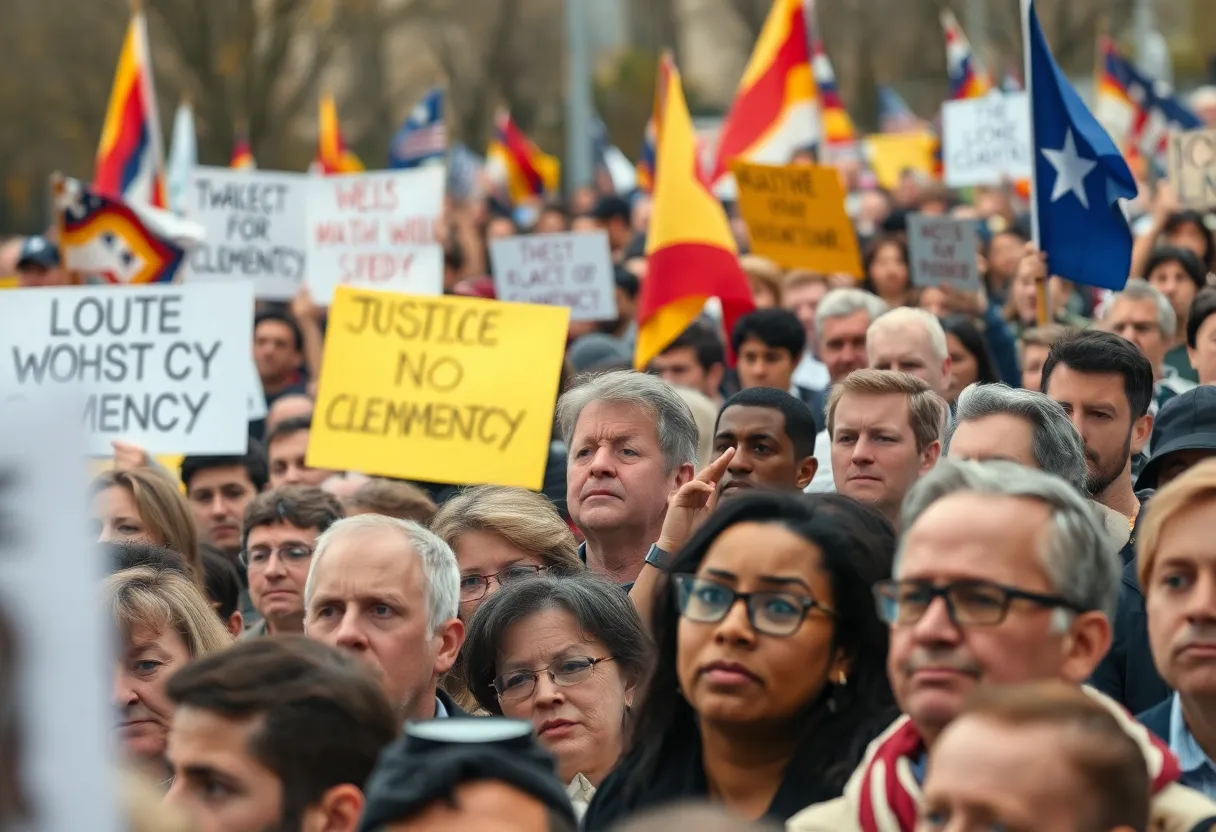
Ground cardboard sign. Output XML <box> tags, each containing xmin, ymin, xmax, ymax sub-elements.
<box><xmin>0</xmin><ymin>396</ymin><xmax>122</xmax><ymax>832</ymax></box>
<box><xmin>308</xmin><ymin>289</ymin><xmax>569</xmax><ymax>490</ymax></box>
<box><xmin>489</xmin><ymin>231</ymin><xmax>617</xmax><ymax>321</ymax></box>
<box><xmin>0</xmin><ymin>283</ymin><xmax>254</xmax><ymax>456</ymax></box>
<box><xmin>907</xmin><ymin>214</ymin><xmax>981</xmax><ymax>291</ymax></box>
<box><xmin>184</xmin><ymin>167</ymin><xmax>309</xmax><ymax>300</ymax></box>
<box><xmin>864</xmin><ymin>132</ymin><xmax>938</xmax><ymax>190</ymax></box>
<box><xmin>306</xmin><ymin>167</ymin><xmax>445</xmax><ymax>303</ymax></box>
<box><xmin>1168</xmin><ymin>127</ymin><xmax>1216</xmax><ymax>209</ymax></box>
<box><xmin>731</xmin><ymin>160</ymin><xmax>864</xmax><ymax>276</ymax></box>
<box><xmin>942</xmin><ymin>92</ymin><xmax>1031</xmax><ymax>186</ymax></box>
<box><xmin>246</xmin><ymin>357</ymin><xmax>268</xmax><ymax>422</ymax></box>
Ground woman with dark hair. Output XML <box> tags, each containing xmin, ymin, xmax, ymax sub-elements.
<box><xmin>940</xmin><ymin>315</ymin><xmax>1000</xmax><ymax>405</ymax></box>
<box><xmin>1143</xmin><ymin>246</ymin><xmax>1208</xmax><ymax>382</ymax></box>
<box><xmin>861</xmin><ymin>236</ymin><xmax>912</xmax><ymax>308</ymax></box>
<box><xmin>463</xmin><ymin>572</ymin><xmax>652</xmax><ymax>818</ymax></box>
<box><xmin>583</xmin><ymin>492</ymin><xmax>898</xmax><ymax>829</ymax></box>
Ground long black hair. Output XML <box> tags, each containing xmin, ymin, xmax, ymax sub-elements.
<box><xmin>941</xmin><ymin>314</ymin><xmax>1000</xmax><ymax>388</ymax></box>
<box><xmin>624</xmin><ymin>491</ymin><xmax>898</xmax><ymax>800</ymax></box>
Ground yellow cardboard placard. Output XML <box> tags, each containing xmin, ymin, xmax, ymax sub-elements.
<box><xmin>307</xmin><ymin>288</ymin><xmax>570</xmax><ymax>490</ymax></box>
<box><xmin>731</xmin><ymin>160</ymin><xmax>864</xmax><ymax>277</ymax></box>
<box><xmin>864</xmin><ymin>132</ymin><xmax>938</xmax><ymax>190</ymax></box>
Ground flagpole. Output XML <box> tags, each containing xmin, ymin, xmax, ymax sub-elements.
<box><xmin>1022</xmin><ymin>0</ymin><xmax>1049</xmax><ymax>326</ymax></box>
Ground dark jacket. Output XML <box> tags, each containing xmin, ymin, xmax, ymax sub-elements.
<box><xmin>436</xmin><ymin>687</ymin><xmax>467</xmax><ymax>718</ymax></box>
<box><xmin>1139</xmin><ymin>696</ymin><xmax>1173</xmax><ymax>744</ymax></box>
<box><xmin>1090</xmin><ymin>490</ymin><xmax>1171</xmax><ymax>714</ymax></box>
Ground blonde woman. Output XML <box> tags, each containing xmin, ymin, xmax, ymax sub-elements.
<box><xmin>92</xmin><ymin>468</ymin><xmax>201</xmax><ymax>584</ymax></box>
<box><xmin>108</xmin><ymin>565</ymin><xmax>232</xmax><ymax>778</ymax></box>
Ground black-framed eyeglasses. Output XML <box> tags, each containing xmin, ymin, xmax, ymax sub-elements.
<box><xmin>460</xmin><ymin>565</ymin><xmax>549</xmax><ymax>602</ymax></box>
<box><xmin>672</xmin><ymin>573</ymin><xmax>835</xmax><ymax>638</ymax></box>
<box><xmin>873</xmin><ymin>578</ymin><xmax>1085</xmax><ymax>627</ymax></box>
<box><xmin>239</xmin><ymin>544</ymin><xmax>314</xmax><ymax>570</ymax></box>
<box><xmin>492</xmin><ymin>656</ymin><xmax>615</xmax><ymax>702</ymax></box>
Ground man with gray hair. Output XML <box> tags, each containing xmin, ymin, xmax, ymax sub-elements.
<box><xmin>303</xmin><ymin>514</ymin><xmax>465</xmax><ymax>720</ymax></box>
<box><xmin>866</xmin><ymin>306</ymin><xmax>952</xmax><ymax>399</ymax></box>
<box><xmin>805</xmin><ymin>289</ymin><xmax>888</xmax><ymax>492</ymax></box>
<box><xmin>556</xmin><ymin>370</ymin><xmax>696</xmax><ymax>585</ymax></box>
<box><xmin>1103</xmin><ymin>278</ymin><xmax>1197</xmax><ymax>415</ymax></box>
<box><xmin>787</xmin><ymin>459</ymin><xmax>1216</xmax><ymax>831</ymax></box>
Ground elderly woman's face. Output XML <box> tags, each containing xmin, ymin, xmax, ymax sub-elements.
<box><xmin>113</xmin><ymin>622</ymin><xmax>191</xmax><ymax>763</ymax></box>
<box><xmin>676</xmin><ymin>521</ymin><xmax>843</xmax><ymax>727</ymax></box>
<box><xmin>495</xmin><ymin>609</ymin><xmax>631</xmax><ymax>786</ymax></box>
<box><xmin>455</xmin><ymin>530</ymin><xmax>549</xmax><ymax>620</ymax></box>
<box><xmin>93</xmin><ymin>485</ymin><xmax>165</xmax><ymax>546</ymax></box>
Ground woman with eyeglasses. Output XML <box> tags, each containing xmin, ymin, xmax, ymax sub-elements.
<box><xmin>462</xmin><ymin>571</ymin><xmax>652</xmax><ymax>819</ymax></box>
<box><xmin>583</xmin><ymin>492</ymin><xmax>898</xmax><ymax>829</ymax></box>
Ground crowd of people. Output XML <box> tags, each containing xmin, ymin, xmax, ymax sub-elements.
<box><xmin>10</xmin><ymin>140</ymin><xmax>1216</xmax><ymax>831</ymax></box>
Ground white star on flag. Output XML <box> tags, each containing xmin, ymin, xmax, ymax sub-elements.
<box><xmin>1041</xmin><ymin>128</ymin><xmax>1097</xmax><ymax>210</ymax></box>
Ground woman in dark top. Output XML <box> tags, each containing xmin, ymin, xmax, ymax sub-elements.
<box><xmin>940</xmin><ymin>314</ymin><xmax>1001</xmax><ymax>405</ymax></box>
<box><xmin>583</xmin><ymin>492</ymin><xmax>898</xmax><ymax>829</ymax></box>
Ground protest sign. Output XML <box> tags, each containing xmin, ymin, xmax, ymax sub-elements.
<box><xmin>0</xmin><ymin>283</ymin><xmax>254</xmax><ymax>456</ymax></box>
<box><xmin>184</xmin><ymin>167</ymin><xmax>308</xmax><ymax>300</ymax></box>
<box><xmin>942</xmin><ymin>92</ymin><xmax>1031</xmax><ymax>186</ymax></box>
<box><xmin>246</xmin><ymin>357</ymin><xmax>268</xmax><ymax>422</ymax></box>
<box><xmin>907</xmin><ymin>214</ymin><xmax>981</xmax><ymax>291</ymax></box>
<box><xmin>731</xmin><ymin>160</ymin><xmax>863</xmax><ymax>276</ymax></box>
<box><xmin>864</xmin><ymin>132</ymin><xmax>938</xmax><ymax>190</ymax></box>
<box><xmin>308</xmin><ymin>289</ymin><xmax>569</xmax><ymax>490</ymax></box>
<box><xmin>0</xmin><ymin>397</ymin><xmax>121</xmax><ymax>832</ymax></box>
<box><xmin>489</xmin><ymin>231</ymin><xmax>617</xmax><ymax>321</ymax></box>
<box><xmin>306</xmin><ymin>167</ymin><xmax>445</xmax><ymax>303</ymax></box>
<box><xmin>1168</xmin><ymin>127</ymin><xmax>1216</xmax><ymax>209</ymax></box>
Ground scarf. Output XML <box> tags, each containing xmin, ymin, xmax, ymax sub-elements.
<box><xmin>852</xmin><ymin>687</ymin><xmax>1182</xmax><ymax>832</ymax></box>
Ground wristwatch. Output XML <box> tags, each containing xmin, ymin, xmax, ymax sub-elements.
<box><xmin>644</xmin><ymin>544</ymin><xmax>673</xmax><ymax>571</ymax></box>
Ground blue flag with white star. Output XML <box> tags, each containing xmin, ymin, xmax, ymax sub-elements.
<box><xmin>1027</xmin><ymin>0</ymin><xmax>1137</xmax><ymax>291</ymax></box>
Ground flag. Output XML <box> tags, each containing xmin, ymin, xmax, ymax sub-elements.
<box><xmin>942</xmin><ymin>9</ymin><xmax>993</xmax><ymax>100</ymax></box>
<box><xmin>636</xmin><ymin>54</ymin><xmax>674</xmax><ymax>193</ymax></box>
<box><xmin>54</xmin><ymin>177</ymin><xmax>203</xmax><ymax>285</ymax></box>
<box><xmin>808</xmin><ymin>26</ymin><xmax>855</xmax><ymax>146</ymax></box>
<box><xmin>1027</xmin><ymin>0</ymin><xmax>1137</xmax><ymax>291</ymax></box>
<box><xmin>166</xmin><ymin>102</ymin><xmax>196</xmax><ymax>214</ymax></box>
<box><xmin>590</xmin><ymin>114</ymin><xmax>638</xmax><ymax>194</ymax></box>
<box><xmin>230</xmin><ymin>128</ymin><xmax>256</xmax><ymax>170</ymax></box>
<box><xmin>710</xmin><ymin>0</ymin><xmax>819</xmax><ymax>184</ymax></box>
<box><xmin>636</xmin><ymin>119</ymin><xmax>657</xmax><ymax>192</ymax></box>
<box><xmin>877</xmin><ymin>87</ymin><xmax>927</xmax><ymax>134</ymax></box>
<box><xmin>486</xmin><ymin>110</ymin><xmax>560</xmax><ymax>204</ymax></box>
<box><xmin>388</xmin><ymin>86</ymin><xmax>446</xmax><ymax>169</ymax></box>
<box><xmin>316</xmin><ymin>92</ymin><xmax>364</xmax><ymax>174</ymax></box>
<box><xmin>1096</xmin><ymin>36</ymin><xmax>1200</xmax><ymax>168</ymax></box>
<box><xmin>94</xmin><ymin>9</ymin><xmax>166</xmax><ymax>208</ymax></box>
<box><xmin>447</xmin><ymin>142</ymin><xmax>485</xmax><ymax>203</ymax></box>
<box><xmin>634</xmin><ymin>59</ymin><xmax>754</xmax><ymax>371</ymax></box>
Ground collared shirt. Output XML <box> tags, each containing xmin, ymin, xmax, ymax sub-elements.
<box><xmin>793</xmin><ymin>351</ymin><xmax>830</xmax><ymax>392</ymax></box>
<box><xmin>1169</xmin><ymin>692</ymin><xmax>1216</xmax><ymax>800</ymax></box>
<box><xmin>435</xmin><ymin>695</ymin><xmax>448</xmax><ymax>719</ymax></box>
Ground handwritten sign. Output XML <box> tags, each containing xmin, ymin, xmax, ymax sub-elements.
<box><xmin>489</xmin><ymin>231</ymin><xmax>617</xmax><ymax>321</ymax></box>
<box><xmin>907</xmin><ymin>214</ymin><xmax>981</xmax><ymax>291</ymax></box>
<box><xmin>0</xmin><ymin>396</ymin><xmax>121</xmax><ymax>832</ymax></box>
<box><xmin>942</xmin><ymin>92</ymin><xmax>1031</xmax><ymax>186</ymax></box>
<box><xmin>308</xmin><ymin>289</ymin><xmax>569</xmax><ymax>489</ymax></box>
<box><xmin>305</xmin><ymin>167</ymin><xmax>445</xmax><ymax>303</ymax></box>
<box><xmin>184</xmin><ymin>167</ymin><xmax>308</xmax><ymax>300</ymax></box>
<box><xmin>1169</xmin><ymin>127</ymin><xmax>1216</xmax><ymax>209</ymax></box>
<box><xmin>731</xmin><ymin>160</ymin><xmax>863</xmax><ymax>276</ymax></box>
<box><xmin>0</xmin><ymin>283</ymin><xmax>254</xmax><ymax>456</ymax></box>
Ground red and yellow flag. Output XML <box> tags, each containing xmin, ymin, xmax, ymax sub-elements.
<box><xmin>633</xmin><ymin>60</ymin><xmax>754</xmax><ymax>371</ymax></box>
<box><xmin>316</xmin><ymin>93</ymin><xmax>364</xmax><ymax>174</ymax></box>
<box><xmin>710</xmin><ymin>0</ymin><xmax>819</xmax><ymax>185</ymax></box>
<box><xmin>486</xmin><ymin>110</ymin><xmax>560</xmax><ymax>204</ymax></box>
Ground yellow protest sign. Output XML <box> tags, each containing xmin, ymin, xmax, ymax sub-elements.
<box><xmin>307</xmin><ymin>288</ymin><xmax>570</xmax><ymax>490</ymax></box>
<box><xmin>864</xmin><ymin>132</ymin><xmax>938</xmax><ymax>190</ymax></box>
<box><xmin>731</xmin><ymin>160</ymin><xmax>863</xmax><ymax>277</ymax></box>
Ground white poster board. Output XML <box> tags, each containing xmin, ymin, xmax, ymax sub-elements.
<box><xmin>1168</xmin><ymin>127</ymin><xmax>1216</xmax><ymax>209</ymax></box>
<box><xmin>305</xmin><ymin>167</ymin><xmax>445</xmax><ymax>303</ymax></box>
<box><xmin>0</xmin><ymin>396</ymin><xmax>121</xmax><ymax>832</ymax></box>
<box><xmin>907</xmin><ymin>214</ymin><xmax>981</xmax><ymax>291</ymax></box>
<box><xmin>489</xmin><ymin>231</ymin><xmax>618</xmax><ymax>321</ymax></box>
<box><xmin>184</xmin><ymin>167</ymin><xmax>308</xmax><ymax>301</ymax></box>
<box><xmin>942</xmin><ymin>92</ymin><xmax>1032</xmax><ymax>186</ymax></box>
<box><xmin>0</xmin><ymin>283</ymin><xmax>255</xmax><ymax>456</ymax></box>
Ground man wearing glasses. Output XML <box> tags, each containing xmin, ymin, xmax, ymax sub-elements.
<box><xmin>788</xmin><ymin>459</ymin><xmax>1216</xmax><ymax>831</ymax></box>
<box><xmin>240</xmin><ymin>486</ymin><xmax>344</xmax><ymax>639</ymax></box>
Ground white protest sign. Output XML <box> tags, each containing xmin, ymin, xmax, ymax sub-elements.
<box><xmin>0</xmin><ymin>283</ymin><xmax>255</xmax><ymax>456</ymax></box>
<box><xmin>1168</xmin><ymin>127</ymin><xmax>1216</xmax><ymax>209</ymax></box>
<box><xmin>246</xmin><ymin>357</ymin><xmax>268</xmax><ymax>422</ymax></box>
<box><xmin>489</xmin><ymin>231</ymin><xmax>618</xmax><ymax>321</ymax></box>
<box><xmin>0</xmin><ymin>396</ymin><xmax>121</xmax><ymax>832</ymax></box>
<box><xmin>305</xmin><ymin>167</ymin><xmax>445</xmax><ymax>304</ymax></box>
<box><xmin>907</xmin><ymin>214</ymin><xmax>981</xmax><ymax>291</ymax></box>
<box><xmin>184</xmin><ymin>167</ymin><xmax>308</xmax><ymax>300</ymax></box>
<box><xmin>942</xmin><ymin>92</ymin><xmax>1031</xmax><ymax>186</ymax></box>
